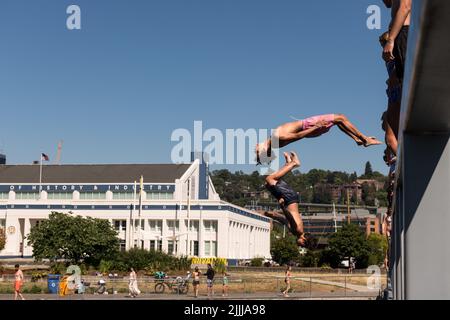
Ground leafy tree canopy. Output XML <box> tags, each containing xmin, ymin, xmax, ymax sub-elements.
<box><xmin>27</xmin><ymin>212</ymin><xmax>119</xmax><ymax>265</ymax></box>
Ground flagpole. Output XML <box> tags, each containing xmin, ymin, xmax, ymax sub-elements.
<box><xmin>138</xmin><ymin>175</ymin><xmax>143</xmax><ymax>249</ymax></box>
<box><xmin>39</xmin><ymin>153</ymin><xmax>43</xmax><ymax>199</ymax></box>
<box><xmin>131</xmin><ymin>180</ymin><xmax>137</xmax><ymax>249</ymax></box>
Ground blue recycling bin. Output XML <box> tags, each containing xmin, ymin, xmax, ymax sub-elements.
<box><xmin>47</xmin><ymin>274</ymin><xmax>61</xmax><ymax>294</ymax></box>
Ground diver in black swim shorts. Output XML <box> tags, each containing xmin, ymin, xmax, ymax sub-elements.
<box><xmin>264</xmin><ymin>151</ymin><xmax>306</xmax><ymax>247</ymax></box>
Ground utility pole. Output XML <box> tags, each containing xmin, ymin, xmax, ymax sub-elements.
<box><xmin>186</xmin><ymin>178</ymin><xmax>191</xmax><ymax>256</ymax></box>
<box><xmin>346</xmin><ymin>188</ymin><xmax>351</xmax><ymax>225</ymax></box>
<box><xmin>332</xmin><ymin>202</ymin><xmax>338</xmax><ymax>233</ymax></box>
<box><xmin>55</xmin><ymin>140</ymin><xmax>63</xmax><ymax>165</ymax></box>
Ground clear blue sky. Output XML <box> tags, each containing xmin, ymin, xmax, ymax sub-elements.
<box><xmin>0</xmin><ymin>0</ymin><xmax>392</xmax><ymax>175</ymax></box>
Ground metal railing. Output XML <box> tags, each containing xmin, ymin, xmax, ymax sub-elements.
<box><xmin>0</xmin><ymin>274</ymin><xmax>386</xmax><ymax>299</ymax></box>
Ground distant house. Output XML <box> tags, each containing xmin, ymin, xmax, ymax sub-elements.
<box><xmin>318</xmin><ymin>183</ymin><xmax>363</xmax><ymax>204</ymax></box>
<box><xmin>356</xmin><ymin>179</ymin><xmax>385</xmax><ymax>191</ymax></box>
<box><xmin>242</xmin><ymin>190</ymin><xmax>271</xmax><ymax>200</ymax></box>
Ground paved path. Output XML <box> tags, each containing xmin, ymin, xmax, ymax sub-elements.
<box><xmin>297</xmin><ymin>277</ymin><xmax>378</xmax><ymax>293</ymax></box>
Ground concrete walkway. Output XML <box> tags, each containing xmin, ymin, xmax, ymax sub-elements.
<box><xmin>297</xmin><ymin>277</ymin><xmax>378</xmax><ymax>293</ymax></box>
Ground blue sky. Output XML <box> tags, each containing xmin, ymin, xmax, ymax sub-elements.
<box><xmin>0</xmin><ymin>0</ymin><xmax>391</xmax><ymax>175</ymax></box>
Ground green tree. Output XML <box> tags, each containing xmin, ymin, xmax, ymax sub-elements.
<box><xmin>325</xmin><ymin>223</ymin><xmax>370</xmax><ymax>268</ymax></box>
<box><xmin>270</xmin><ymin>234</ymin><xmax>301</xmax><ymax>265</ymax></box>
<box><xmin>367</xmin><ymin>234</ymin><xmax>388</xmax><ymax>266</ymax></box>
<box><xmin>27</xmin><ymin>212</ymin><xmax>119</xmax><ymax>265</ymax></box>
<box><xmin>362</xmin><ymin>182</ymin><xmax>377</xmax><ymax>206</ymax></box>
<box><xmin>300</xmin><ymin>250</ymin><xmax>320</xmax><ymax>267</ymax></box>
<box><xmin>312</xmin><ymin>184</ymin><xmax>332</xmax><ymax>204</ymax></box>
<box><xmin>364</xmin><ymin>161</ymin><xmax>373</xmax><ymax>178</ymax></box>
<box><xmin>0</xmin><ymin>228</ymin><xmax>5</xmax><ymax>251</ymax></box>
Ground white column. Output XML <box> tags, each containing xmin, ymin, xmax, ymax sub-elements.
<box><xmin>161</xmin><ymin>218</ymin><xmax>168</xmax><ymax>253</ymax></box>
<box><xmin>180</xmin><ymin>216</ymin><xmax>188</xmax><ymax>256</ymax></box>
<box><xmin>23</xmin><ymin>218</ymin><xmax>32</xmax><ymax>256</ymax></box>
<box><xmin>198</xmin><ymin>212</ymin><xmax>204</xmax><ymax>258</ymax></box>
<box><xmin>3</xmin><ymin>214</ymin><xmax>20</xmax><ymax>256</ymax></box>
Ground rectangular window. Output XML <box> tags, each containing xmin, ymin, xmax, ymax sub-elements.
<box><xmin>190</xmin><ymin>240</ymin><xmax>199</xmax><ymax>256</ymax></box>
<box><xmin>149</xmin><ymin>220</ymin><xmax>163</xmax><ymax>232</ymax></box>
<box><xmin>211</xmin><ymin>241</ymin><xmax>217</xmax><ymax>256</ymax></box>
<box><xmin>168</xmin><ymin>240</ymin><xmax>178</xmax><ymax>255</ymax></box>
<box><xmin>0</xmin><ymin>192</ymin><xmax>9</xmax><ymax>200</ymax></box>
<box><xmin>204</xmin><ymin>241</ymin><xmax>217</xmax><ymax>257</ymax></box>
<box><xmin>204</xmin><ymin>241</ymin><xmax>211</xmax><ymax>256</ymax></box>
<box><xmin>167</xmin><ymin>220</ymin><xmax>179</xmax><ymax>232</ymax></box>
<box><xmin>79</xmin><ymin>192</ymin><xmax>106</xmax><ymax>200</ymax></box>
<box><xmin>15</xmin><ymin>192</ymin><xmax>39</xmax><ymax>200</ymax></box>
<box><xmin>47</xmin><ymin>192</ymin><xmax>73</xmax><ymax>200</ymax></box>
<box><xmin>112</xmin><ymin>192</ymin><xmax>136</xmax><ymax>200</ymax></box>
<box><xmin>190</xmin><ymin>220</ymin><xmax>199</xmax><ymax>232</ymax></box>
<box><xmin>146</xmin><ymin>192</ymin><xmax>174</xmax><ymax>200</ymax></box>
<box><xmin>119</xmin><ymin>240</ymin><xmax>126</xmax><ymax>252</ymax></box>
<box><xmin>114</xmin><ymin>220</ymin><xmax>127</xmax><ymax>232</ymax></box>
<box><xmin>150</xmin><ymin>240</ymin><xmax>156</xmax><ymax>251</ymax></box>
<box><xmin>0</xmin><ymin>219</ymin><xmax>6</xmax><ymax>229</ymax></box>
<box><xmin>157</xmin><ymin>240</ymin><xmax>163</xmax><ymax>251</ymax></box>
<box><xmin>204</xmin><ymin>220</ymin><xmax>218</xmax><ymax>232</ymax></box>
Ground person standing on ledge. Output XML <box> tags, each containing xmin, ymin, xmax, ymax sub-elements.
<box><xmin>382</xmin><ymin>0</ymin><xmax>412</xmax><ymax>81</ymax></box>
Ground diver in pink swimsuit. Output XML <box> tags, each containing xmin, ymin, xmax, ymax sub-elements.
<box><xmin>256</xmin><ymin>114</ymin><xmax>382</xmax><ymax>164</ymax></box>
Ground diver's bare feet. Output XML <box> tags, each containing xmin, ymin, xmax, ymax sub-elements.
<box><xmin>363</xmin><ymin>137</ymin><xmax>382</xmax><ymax>147</ymax></box>
<box><xmin>283</xmin><ymin>152</ymin><xmax>292</xmax><ymax>164</ymax></box>
<box><xmin>289</xmin><ymin>152</ymin><xmax>301</xmax><ymax>168</ymax></box>
<box><xmin>297</xmin><ymin>234</ymin><xmax>307</xmax><ymax>247</ymax></box>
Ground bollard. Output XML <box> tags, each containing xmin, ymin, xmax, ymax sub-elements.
<box><xmin>309</xmin><ymin>277</ymin><xmax>312</xmax><ymax>298</ymax></box>
<box><xmin>344</xmin><ymin>276</ymin><xmax>347</xmax><ymax>297</ymax></box>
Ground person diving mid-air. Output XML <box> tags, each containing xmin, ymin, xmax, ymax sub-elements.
<box><xmin>256</xmin><ymin>114</ymin><xmax>382</xmax><ymax>164</ymax></box>
<box><xmin>264</xmin><ymin>151</ymin><xmax>308</xmax><ymax>247</ymax></box>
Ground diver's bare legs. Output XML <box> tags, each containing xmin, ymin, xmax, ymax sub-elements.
<box><xmin>265</xmin><ymin>152</ymin><xmax>298</xmax><ymax>185</ymax></box>
<box><xmin>264</xmin><ymin>210</ymin><xmax>291</xmax><ymax>230</ymax></box>
<box><xmin>333</xmin><ymin>114</ymin><xmax>382</xmax><ymax>147</ymax></box>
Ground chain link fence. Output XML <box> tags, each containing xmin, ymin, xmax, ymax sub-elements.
<box><xmin>0</xmin><ymin>273</ymin><xmax>386</xmax><ymax>298</ymax></box>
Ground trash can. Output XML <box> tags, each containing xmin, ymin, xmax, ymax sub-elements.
<box><xmin>47</xmin><ymin>274</ymin><xmax>61</xmax><ymax>294</ymax></box>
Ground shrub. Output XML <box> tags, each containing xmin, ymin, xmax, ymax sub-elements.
<box><xmin>0</xmin><ymin>228</ymin><xmax>5</xmax><ymax>251</ymax></box>
<box><xmin>78</xmin><ymin>263</ymin><xmax>88</xmax><ymax>275</ymax></box>
<box><xmin>250</xmin><ymin>257</ymin><xmax>264</xmax><ymax>267</ymax></box>
<box><xmin>50</xmin><ymin>262</ymin><xmax>67</xmax><ymax>275</ymax></box>
<box><xmin>300</xmin><ymin>250</ymin><xmax>320</xmax><ymax>267</ymax></box>
<box><xmin>99</xmin><ymin>260</ymin><xmax>114</xmax><ymax>274</ymax></box>
<box><xmin>320</xmin><ymin>263</ymin><xmax>332</xmax><ymax>270</ymax></box>
<box><xmin>0</xmin><ymin>286</ymin><xmax>14</xmax><ymax>294</ymax></box>
<box><xmin>213</xmin><ymin>258</ymin><xmax>227</xmax><ymax>274</ymax></box>
<box><xmin>30</xmin><ymin>284</ymin><xmax>43</xmax><ymax>294</ymax></box>
<box><xmin>112</xmin><ymin>248</ymin><xmax>192</xmax><ymax>273</ymax></box>
<box><xmin>31</xmin><ymin>272</ymin><xmax>48</xmax><ymax>282</ymax></box>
